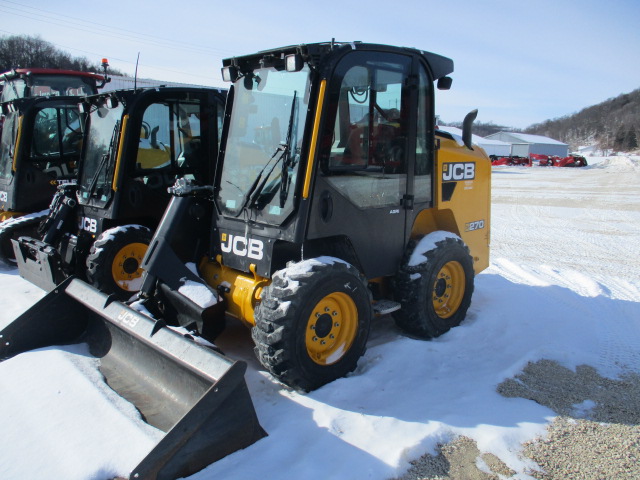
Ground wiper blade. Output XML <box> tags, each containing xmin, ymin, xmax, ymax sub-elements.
<box><xmin>235</xmin><ymin>90</ymin><xmax>299</xmax><ymax>215</ymax></box>
<box><xmin>233</xmin><ymin>144</ymin><xmax>283</xmax><ymax>217</ymax></box>
<box><xmin>86</xmin><ymin>120</ymin><xmax>120</xmax><ymax>198</ymax></box>
<box><xmin>246</xmin><ymin>91</ymin><xmax>298</xmax><ymax>212</ymax></box>
<box><xmin>279</xmin><ymin>91</ymin><xmax>298</xmax><ymax>208</ymax></box>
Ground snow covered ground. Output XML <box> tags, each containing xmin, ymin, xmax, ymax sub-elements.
<box><xmin>1</xmin><ymin>156</ymin><xmax>639</xmax><ymax>480</ymax></box>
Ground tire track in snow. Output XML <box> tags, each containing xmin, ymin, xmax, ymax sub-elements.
<box><xmin>488</xmin><ymin>258</ymin><xmax>640</xmax><ymax>375</ymax></box>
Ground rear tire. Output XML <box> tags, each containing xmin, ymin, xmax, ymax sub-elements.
<box><xmin>252</xmin><ymin>258</ymin><xmax>372</xmax><ymax>392</ymax></box>
<box><xmin>85</xmin><ymin>225</ymin><xmax>152</xmax><ymax>299</ymax></box>
<box><xmin>393</xmin><ymin>233</ymin><xmax>474</xmax><ymax>338</ymax></box>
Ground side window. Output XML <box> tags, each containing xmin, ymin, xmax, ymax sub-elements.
<box><xmin>0</xmin><ymin>79</ymin><xmax>26</xmax><ymax>102</ymax></box>
<box><xmin>137</xmin><ymin>103</ymin><xmax>171</xmax><ymax>170</ymax></box>
<box><xmin>216</xmin><ymin>103</ymin><xmax>224</xmax><ymax>150</ymax></box>
<box><xmin>415</xmin><ymin>67</ymin><xmax>432</xmax><ymax>204</ymax></box>
<box><xmin>136</xmin><ymin>100</ymin><xmax>203</xmax><ymax>172</ymax></box>
<box><xmin>0</xmin><ymin>113</ymin><xmax>18</xmax><ymax>179</ymax></box>
<box><xmin>322</xmin><ymin>53</ymin><xmax>410</xmax><ymax>209</ymax></box>
<box><xmin>174</xmin><ymin>102</ymin><xmax>202</xmax><ymax>169</ymax></box>
<box><xmin>32</xmin><ymin>107</ymin><xmax>60</xmax><ymax>158</ymax></box>
<box><xmin>29</xmin><ymin>107</ymin><xmax>80</xmax><ymax>179</ymax></box>
<box><xmin>60</xmin><ymin>108</ymin><xmax>82</xmax><ymax>157</ymax></box>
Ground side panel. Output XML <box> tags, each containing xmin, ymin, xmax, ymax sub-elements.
<box><xmin>412</xmin><ymin>136</ymin><xmax>491</xmax><ymax>274</ymax></box>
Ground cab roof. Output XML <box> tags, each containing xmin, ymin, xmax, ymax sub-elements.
<box><xmin>223</xmin><ymin>41</ymin><xmax>454</xmax><ymax>80</ymax></box>
<box><xmin>0</xmin><ymin>68</ymin><xmax>105</xmax><ymax>82</ymax></box>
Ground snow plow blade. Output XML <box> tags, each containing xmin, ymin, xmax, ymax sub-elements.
<box><xmin>0</xmin><ymin>277</ymin><xmax>266</xmax><ymax>480</ymax></box>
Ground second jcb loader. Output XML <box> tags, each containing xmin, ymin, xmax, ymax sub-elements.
<box><xmin>12</xmin><ymin>86</ymin><xmax>226</xmax><ymax>298</ymax></box>
<box><xmin>0</xmin><ymin>65</ymin><xmax>109</xmax><ymax>264</ymax></box>
<box><xmin>0</xmin><ymin>41</ymin><xmax>490</xmax><ymax>478</ymax></box>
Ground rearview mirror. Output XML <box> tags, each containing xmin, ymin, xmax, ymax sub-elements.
<box><xmin>437</xmin><ymin>76</ymin><xmax>452</xmax><ymax>90</ymax></box>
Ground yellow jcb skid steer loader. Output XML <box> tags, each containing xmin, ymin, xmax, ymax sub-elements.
<box><xmin>0</xmin><ymin>41</ymin><xmax>490</xmax><ymax>478</ymax></box>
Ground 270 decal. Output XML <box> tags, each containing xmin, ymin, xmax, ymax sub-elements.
<box><xmin>465</xmin><ymin>220</ymin><xmax>485</xmax><ymax>232</ymax></box>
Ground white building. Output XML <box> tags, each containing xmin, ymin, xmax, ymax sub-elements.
<box><xmin>485</xmin><ymin>131</ymin><xmax>569</xmax><ymax>157</ymax></box>
<box><xmin>101</xmin><ymin>75</ymin><xmax>209</xmax><ymax>92</ymax></box>
<box><xmin>438</xmin><ymin>126</ymin><xmax>511</xmax><ymax>157</ymax></box>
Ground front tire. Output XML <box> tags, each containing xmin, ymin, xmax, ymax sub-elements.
<box><xmin>85</xmin><ymin>225</ymin><xmax>152</xmax><ymax>299</ymax></box>
<box><xmin>252</xmin><ymin>258</ymin><xmax>372</xmax><ymax>392</ymax></box>
<box><xmin>393</xmin><ymin>233</ymin><xmax>474</xmax><ymax>338</ymax></box>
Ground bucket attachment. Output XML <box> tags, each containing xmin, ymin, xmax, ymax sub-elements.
<box><xmin>0</xmin><ymin>277</ymin><xmax>266</xmax><ymax>480</ymax></box>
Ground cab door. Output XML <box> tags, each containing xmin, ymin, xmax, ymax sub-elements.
<box><xmin>308</xmin><ymin>50</ymin><xmax>420</xmax><ymax>278</ymax></box>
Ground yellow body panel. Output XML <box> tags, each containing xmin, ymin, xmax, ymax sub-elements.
<box><xmin>412</xmin><ymin>136</ymin><xmax>491</xmax><ymax>274</ymax></box>
<box><xmin>11</xmin><ymin>115</ymin><xmax>24</xmax><ymax>173</ymax></box>
<box><xmin>199</xmin><ymin>256</ymin><xmax>269</xmax><ymax>328</ymax></box>
<box><xmin>0</xmin><ymin>211</ymin><xmax>25</xmax><ymax>222</ymax></box>
<box><xmin>111</xmin><ymin>114</ymin><xmax>129</xmax><ymax>192</ymax></box>
<box><xmin>303</xmin><ymin>80</ymin><xmax>326</xmax><ymax>199</ymax></box>
<box><xmin>136</xmin><ymin>147</ymin><xmax>171</xmax><ymax>170</ymax></box>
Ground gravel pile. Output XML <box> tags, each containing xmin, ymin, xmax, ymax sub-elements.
<box><xmin>394</xmin><ymin>359</ymin><xmax>640</xmax><ymax>479</ymax></box>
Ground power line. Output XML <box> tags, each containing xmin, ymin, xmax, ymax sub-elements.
<box><xmin>0</xmin><ymin>26</ymin><xmax>223</xmax><ymax>84</ymax></box>
<box><xmin>0</xmin><ymin>0</ymin><xmax>238</xmax><ymax>84</ymax></box>
<box><xmin>0</xmin><ymin>5</ymin><xmax>231</xmax><ymax>58</ymax></box>
<box><xmin>0</xmin><ymin>0</ymin><xmax>236</xmax><ymax>58</ymax></box>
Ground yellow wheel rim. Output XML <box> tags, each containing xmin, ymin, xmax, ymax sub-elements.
<box><xmin>111</xmin><ymin>242</ymin><xmax>148</xmax><ymax>291</ymax></box>
<box><xmin>305</xmin><ymin>292</ymin><xmax>358</xmax><ymax>366</ymax></box>
<box><xmin>432</xmin><ymin>261</ymin><xmax>465</xmax><ymax>319</ymax></box>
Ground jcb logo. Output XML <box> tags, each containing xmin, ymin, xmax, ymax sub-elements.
<box><xmin>117</xmin><ymin>309</ymin><xmax>140</xmax><ymax>329</ymax></box>
<box><xmin>79</xmin><ymin>216</ymin><xmax>97</xmax><ymax>233</ymax></box>
<box><xmin>220</xmin><ymin>233</ymin><xmax>264</xmax><ymax>260</ymax></box>
<box><xmin>0</xmin><ymin>191</ymin><xmax>7</xmax><ymax>202</ymax></box>
<box><xmin>442</xmin><ymin>162</ymin><xmax>475</xmax><ymax>181</ymax></box>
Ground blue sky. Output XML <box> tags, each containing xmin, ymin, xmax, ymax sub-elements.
<box><xmin>1</xmin><ymin>0</ymin><xmax>638</xmax><ymax>129</ymax></box>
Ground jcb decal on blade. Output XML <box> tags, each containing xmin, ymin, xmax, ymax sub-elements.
<box><xmin>0</xmin><ymin>191</ymin><xmax>7</xmax><ymax>202</ymax></box>
<box><xmin>117</xmin><ymin>309</ymin><xmax>140</xmax><ymax>328</ymax></box>
<box><xmin>221</xmin><ymin>233</ymin><xmax>264</xmax><ymax>260</ymax></box>
<box><xmin>442</xmin><ymin>162</ymin><xmax>475</xmax><ymax>181</ymax></box>
<box><xmin>465</xmin><ymin>220</ymin><xmax>485</xmax><ymax>232</ymax></box>
<box><xmin>79</xmin><ymin>216</ymin><xmax>97</xmax><ymax>233</ymax></box>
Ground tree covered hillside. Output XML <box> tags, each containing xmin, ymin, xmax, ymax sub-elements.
<box><xmin>525</xmin><ymin>88</ymin><xmax>640</xmax><ymax>152</ymax></box>
<box><xmin>0</xmin><ymin>34</ymin><xmax>125</xmax><ymax>76</ymax></box>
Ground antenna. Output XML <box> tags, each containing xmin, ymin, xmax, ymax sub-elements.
<box><xmin>134</xmin><ymin>52</ymin><xmax>140</xmax><ymax>90</ymax></box>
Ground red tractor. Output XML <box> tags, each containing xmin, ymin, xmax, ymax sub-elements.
<box><xmin>530</xmin><ymin>153</ymin><xmax>588</xmax><ymax>167</ymax></box>
<box><xmin>490</xmin><ymin>155</ymin><xmax>531</xmax><ymax>166</ymax></box>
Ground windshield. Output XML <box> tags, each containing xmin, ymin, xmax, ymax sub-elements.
<box><xmin>0</xmin><ymin>112</ymin><xmax>18</xmax><ymax>180</ymax></box>
<box><xmin>77</xmin><ymin>103</ymin><xmax>123</xmax><ymax>206</ymax></box>
<box><xmin>217</xmin><ymin>66</ymin><xmax>310</xmax><ymax>224</ymax></box>
<box><xmin>0</xmin><ymin>75</ymin><xmax>97</xmax><ymax>102</ymax></box>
